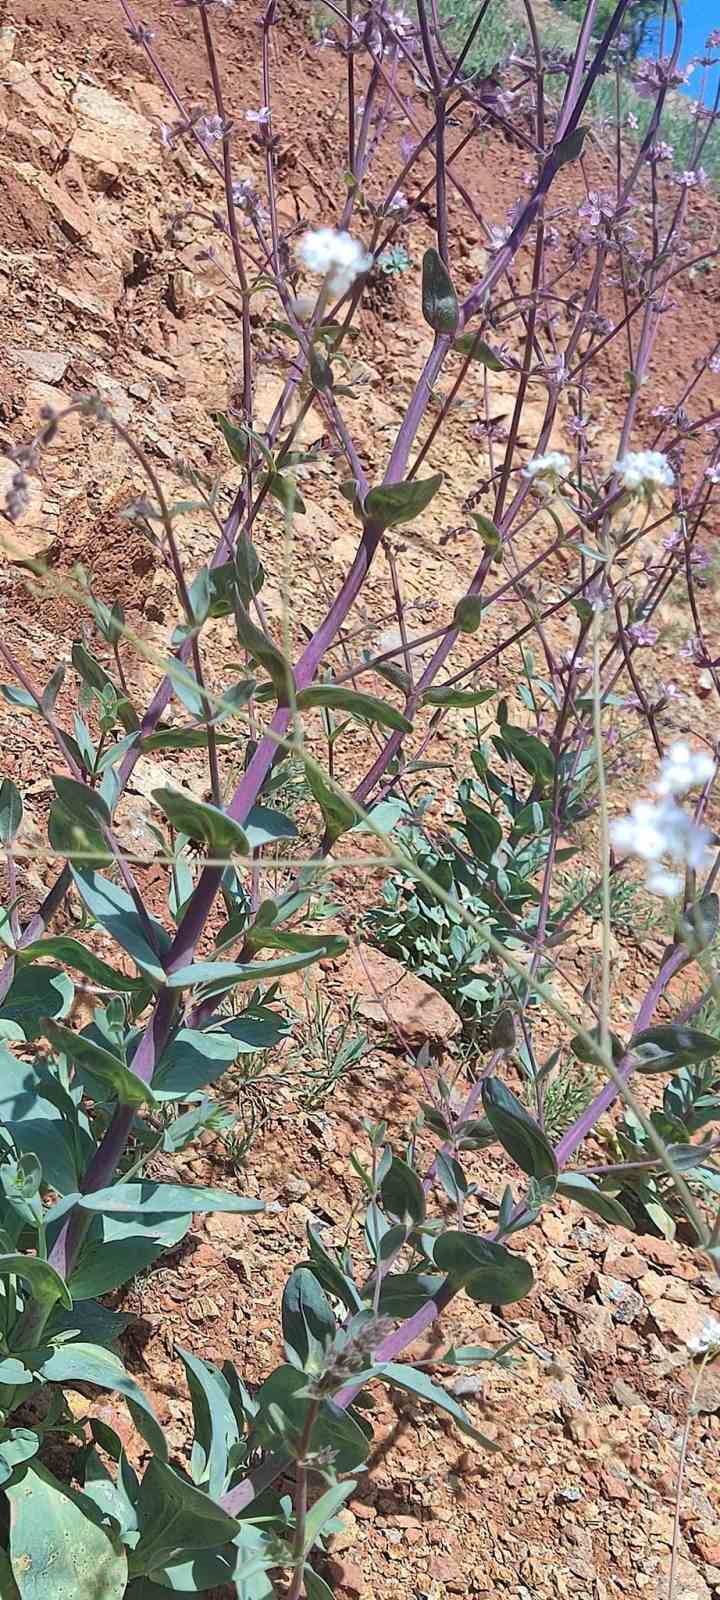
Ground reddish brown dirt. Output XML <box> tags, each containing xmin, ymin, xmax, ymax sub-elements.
<box><xmin>1</xmin><ymin>2</ymin><xmax>719</xmax><ymax>1597</ymax></box>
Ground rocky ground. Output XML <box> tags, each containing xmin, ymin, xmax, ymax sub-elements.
<box><xmin>1</xmin><ymin>1</ymin><xmax>719</xmax><ymax>1596</ymax></box>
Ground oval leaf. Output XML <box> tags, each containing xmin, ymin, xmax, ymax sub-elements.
<box><xmin>481</xmin><ymin>1078</ymin><xmax>557</xmax><ymax>1190</ymax></box>
<box><xmin>296</xmin><ymin>685</ymin><xmax>412</xmax><ymax>733</ymax></box>
<box><xmin>422</xmin><ymin>248</ymin><xmax>458</xmax><ymax>334</ymax></box>
<box><xmin>8</xmin><ymin>1463</ymin><xmax>127</xmax><ymax>1599</ymax></box>
<box><xmin>363</xmin><ymin>474</ymin><xmax>443</xmax><ymax>531</ymax></box>
<box><xmin>152</xmin><ymin>787</ymin><xmax>250</xmax><ymax>859</ymax></box>
<box><xmin>0</xmin><ymin>1253</ymin><xmax>72</xmax><ymax>1310</ymax></box>
<box><xmin>433</xmin><ymin>1232</ymin><xmax>533</xmax><ymax>1303</ymax></box>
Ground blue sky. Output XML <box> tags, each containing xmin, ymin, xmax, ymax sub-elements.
<box><xmin>643</xmin><ymin>0</ymin><xmax>718</xmax><ymax>102</ymax></box>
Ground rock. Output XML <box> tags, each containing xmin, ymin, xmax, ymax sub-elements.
<box><xmin>429</xmin><ymin>1556</ymin><xmax>468</xmax><ymax>1591</ymax></box>
<box><xmin>9</xmin><ymin>347</ymin><xmax>70</xmax><ymax>384</ymax></box>
<box><xmin>12</xmin><ymin>159</ymin><xmax>94</xmax><ymax>244</ymax></box>
<box><xmin>662</xmin><ymin>1556</ymin><xmax>712</xmax><ymax>1600</ymax></box>
<box><xmin>601</xmin><ymin>1470</ymin><xmax>631</xmax><ymax>1503</ymax></box>
<box><xmin>348</xmin><ymin>943</ymin><xmax>462</xmax><ymax>1046</ymax></box>
<box><xmin>24</xmin><ymin>381</ymin><xmax>82</xmax><ymax>451</ymax></box>
<box><xmin>70</xmin><ymin>81</ymin><xmax>157</xmax><ymax>174</ymax></box>
<box><xmin>327</xmin><ymin>1508</ymin><xmax>358</xmax><ymax>1555</ymax></box>
<box><xmin>326</xmin><ymin>1557</ymin><xmax>366</xmax><ymax>1595</ymax></box>
<box><xmin>695</xmin><ymin>1536</ymin><xmax>720</xmax><ymax>1567</ymax></box>
<box><xmin>651</xmin><ymin>1292</ymin><xmax>714</xmax><ymax>1350</ymax></box>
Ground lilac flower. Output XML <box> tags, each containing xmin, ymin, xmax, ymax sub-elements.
<box><xmin>626</xmin><ymin>111</ymin><xmax>638</xmax><ymax>130</ymax></box>
<box><xmin>649</xmin><ymin>140</ymin><xmax>674</xmax><ymax>162</ymax></box>
<box><xmin>676</xmin><ymin>168</ymin><xmax>708</xmax><ymax>189</ymax></box>
<box><xmin>706</xmin><ymin>29</ymin><xmax>720</xmax><ymax>50</ymax></box>
<box><xmin>487</xmin><ymin>223</ymin><xmax>511</xmax><ymax>251</ymax></box>
<box><xmin>705</xmin><ymin>466</ymin><xmax>720</xmax><ymax>485</ymax></box>
<box><xmin>386</xmin><ymin>189</ymin><xmax>408</xmax><ymax>213</ymax></box>
<box><xmin>709</xmin><ymin>355</ymin><xmax>720</xmax><ymax>374</ymax></box>
<box><xmin>627</xmin><ymin>623</ymin><xmax>658</xmax><ymax>647</ymax></box>
<box><xmin>197</xmin><ymin>113</ymin><xmax>226</xmax><ymax>145</ymax></box>
<box><xmin>245</xmin><ymin>106</ymin><xmax>271</xmax><ymax>124</ymax></box>
<box><xmin>680</xmin><ymin>637</ymin><xmax>704</xmax><ymax>663</ymax></box>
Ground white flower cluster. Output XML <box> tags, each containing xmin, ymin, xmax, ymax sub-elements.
<box><xmin>688</xmin><ymin>1316</ymin><xmax>720</xmax><ymax>1356</ymax></box>
<box><xmin>522</xmin><ymin>451</ymin><xmax>570</xmax><ymax>491</ymax></box>
<box><xmin>610</xmin><ymin>741</ymin><xmax>715</xmax><ymax>897</ymax></box>
<box><xmin>298</xmin><ymin>228</ymin><xmax>373</xmax><ymax>297</ymax></box>
<box><xmin>656</xmin><ymin>740</ymin><xmax>715</xmax><ymax>797</ymax></box>
<box><xmin>615</xmin><ymin>449</ymin><xmax>674</xmax><ymax>498</ymax></box>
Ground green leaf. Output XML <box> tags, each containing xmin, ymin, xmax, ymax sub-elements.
<box><xmin>0</xmin><ymin>967</ymin><xmax>73</xmax><ymax>1040</ymax></box>
<box><xmin>382</xmin><ymin>1363</ymin><xmax>498</xmax><ymax>1449</ymax></box>
<box><xmin>493</xmin><ymin>723</ymin><xmax>555</xmax><ymax>789</ymax></box>
<box><xmin>0</xmin><ymin>1252</ymin><xmax>71</xmax><ymax>1308</ymax></box>
<box><xmin>213</xmin><ymin>411</ymin><xmax>249</xmax><ymax>464</ymax></box>
<box><xmin>243</xmin><ymin>927</ymin><xmax>347</xmax><ymax>960</ymax></box>
<box><xmin>152</xmin><ymin>787</ymin><xmax>250</xmax><ymax>858</ymax></box>
<box><xmin>282</xmin><ymin>1267</ymin><xmax>336</xmax><ymax>1372</ymax></box>
<box><xmin>380</xmin><ymin>1156</ymin><xmax>426</xmax><ymax>1226</ymax></box>
<box><xmin>166</xmin><ymin>948</ymin><xmax>329</xmax><ymax>991</ymax></box>
<box><xmin>71</xmin><ymin>643</ymin><xmax>138</xmax><ymax>733</ymax></box>
<box><xmin>421</xmin><ymin>248</ymin><xmax>458</xmax><ymax>334</ymax></box>
<box><xmin>252</xmin><ymin>1366</ymin><xmax>369</xmax><ymax>1473</ymax></box>
<box><xmin>556</xmin><ymin>1174</ymin><xmax>635</xmax><ymax>1231</ymax></box>
<box><xmin>48</xmin><ymin>798</ymin><xmax>112</xmax><ymax>868</ymax></box>
<box><xmin>0</xmin><ymin>779</ymin><xmax>23</xmax><ymax>844</ymax></box>
<box><xmin>180</xmin><ymin>1349</ymin><xmax>240</xmax><ymax>1500</ymax></box>
<box><xmin>296</xmin><ymin>685</ymin><xmax>412</xmax><ymax>733</ymax></box>
<box><xmin>305</xmin><ymin>1225</ymin><xmax>363</xmax><ymax>1314</ymax></box>
<box><xmin>422</xmin><ymin>685</ymin><xmax>494</xmax><ymax>709</ymax></box>
<box><xmin>482</xmin><ymin>1078</ymin><xmax>557</xmax><ymax>1191</ymax></box>
<box><xmin>0</xmin><ymin>1429</ymin><xmax>40</xmax><ymax>1488</ymax></box>
<box><xmin>130</xmin><ymin>1458</ymin><xmax>240</xmax><ymax>1576</ymax></box>
<box><xmin>378</xmin><ymin>1270</ymin><xmax>444</xmax><ymax>1317</ymax></box>
<box><xmin>235</xmin><ymin>535</ymin><xmax>265</xmax><ymax>607</ymax></box>
<box><xmin>51</xmin><ymin>776</ymin><xmax>111</xmax><ymax>831</ymax></box>
<box><xmin>235</xmin><ymin>605</ymin><xmax>293</xmax><ymax>702</ymax></box>
<box><xmin>363</xmin><ymin>474</ymin><xmax>443</xmax><ymax>531</ymax></box>
<box><xmin>69</xmin><ymin>1212</ymin><xmax>191</xmax><ymax>1300</ymax></box>
<box><xmin>306</xmin><ymin>764</ymin><xmax>357</xmax><ymax>845</ymax></box>
<box><xmin>570</xmin><ymin>1025</ymin><xmax>625</xmax><ymax>1066</ymax></box>
<box><xmin>18</xmin><ymin>937</ymin><xmax>146</xmax><ymax>994</ymax></box>
<box><xmin>244</xmin><ymin>805</ymin><xmax>298</xmax><ymax>850</ymax></box>
<box><xmin>469</xmin><ymin>512</ymin><xmax>502</xmax><ymax>557</ymax></box>
<box><xmin>453</xmin><ymin>596</ymin><xmax>484</xmax><ymax>634</ymax></box>
<box><xmin>153</xmin><ymin>1027</ymin><xmax>241</xmax><ymax>1101</ymax></box>
<box><xmin>302</xmin><ymin>1480</ymin><xmax>355</xmax><ymax>1556</ymax></box>
<box><xmin>676</xmin><ymin>894</ymin><xmax>719</xmax><ymax>956</ymax></box>
<box><xmin>433</xmin><ymin>1232</ymin><xmax>533</xmax><ymax>1303</ymax></box>
<box><xmin>264</xmin><ymin>471</ymin><xmax>305</xmax><ymax>516</ymax></box>
<box><xmin>630</xmin><ymin>1025</ymin><xmax>720</xmax><ymax>1074</ymax></box>
<box><xmin>43</xmin><ymin>1020</ymin><xmax>155</xmax><ymax>1109</ymax></box>
<box><xmin>77</xmin><ymin>1181</ymin><xmax>263</xmax><ymax>1216</ymax></box>
<box><xmin>70</xmin><ymin>868</ymin><xmax>171</xmax><ymax>985</ymax></box>
<box><xmin>462</xmin><ymin>806</ymin><xmax>502</xmax><ymax>863</ymax></box>
<box><xmin>452</xmin><ymin>334</ymin><xmax>503</xmax><ymax>368</ymax></box>
<box><xmin>35</xmin><ymin>1343</ymin><xmax>167</xmax><ymax>1462</ymax></box>
<box><xmin>552</xmin><ymin>124</ymin><xmax>588</xmax><ymax>169</ymax></box>
<box><xmin>8</xmin><ymin>1463</ymin><xmax>127</xmax><ymax>1599</ymax></box>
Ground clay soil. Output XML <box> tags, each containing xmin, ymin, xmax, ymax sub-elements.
<box><xmin>1</xmin><ymin>1</ymin><xmax>720</xmax><ymax>1597</ymax></box>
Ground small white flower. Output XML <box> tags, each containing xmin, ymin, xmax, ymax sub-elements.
<box><xmin>610</xmin><ymin>793</ymin><xmax>712</xmax><ymax>897</ymax></box>
<box><xmin>245</xmin><ymin>105</ymin><xmax>271</xmax><ymax>124</ymax></box>
<box><xmin>298</xmin><ymin>227</ymin><xmax>373</xmax><ymax>297</ymax></box>
<box><xmin>706</xmin><ymin>465</ymin><xmax>720</xmax><ymax>484</ymax></box>
<box><xmin>688</xmin><ymin>1316</ymin><xmax>720</xmax><ymax>1355</ymax></box>
<box><xmin>655</xmin><ymin>741</ymin><xmax>715</xmax><ymax>797</ymax></box>
<box><xmin>522</xmin><ymin>451</ymin><xmax>570</xmax><ymax>491</ymax></box>
<box><xmin>615</xmin><ymin>449</ymin><xmax>675</xmax><ymax>498</ymax></box>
